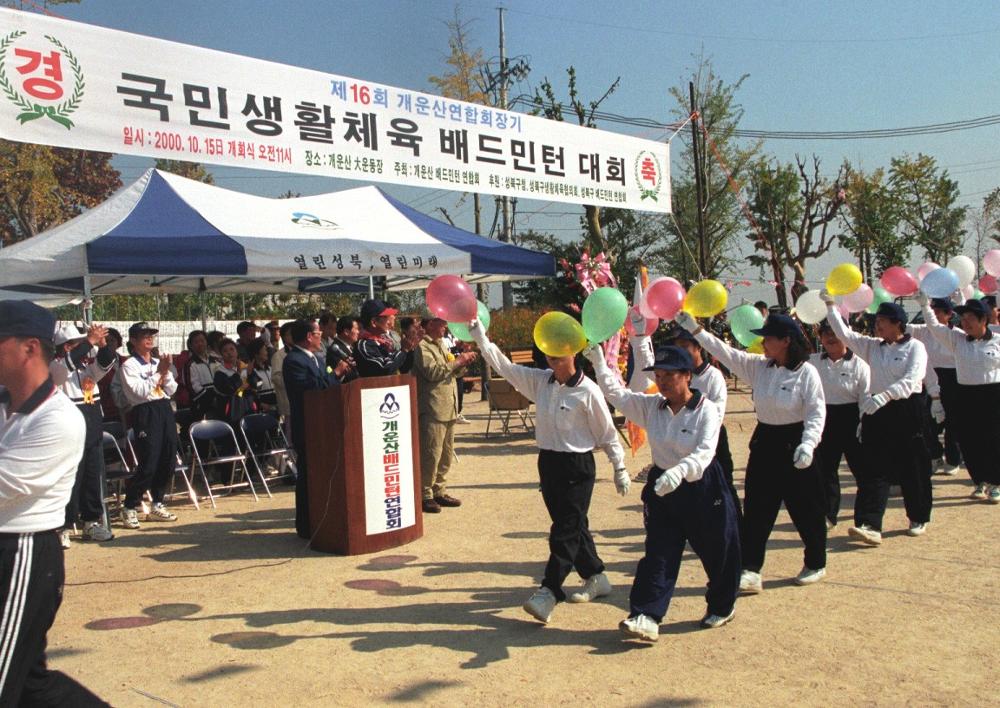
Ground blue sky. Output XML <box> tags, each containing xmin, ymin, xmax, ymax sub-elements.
<box><xmin>47</xmin><ymin>0</ymin><xmax>1000</xmax><ymax>299</ymax></box>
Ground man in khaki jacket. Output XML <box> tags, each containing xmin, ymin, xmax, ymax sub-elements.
<box><xmin>414</xmin><ymin>317</ymin><xmax>477</xmax><ymax>513</ymax></box>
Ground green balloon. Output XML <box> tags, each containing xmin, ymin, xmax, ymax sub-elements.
<box><xmin>866</xmin><ymin>285</ymin><xmax>891</xmax><ymax>314</ymax></box>
<box><xmin>730</xmin><ymin>304</ymin><xmax>765</xmax><ymax>347</ymax></box>
<box><xmin>448</xmin><ymin>300</ymin><xmax>491</xmax><ymax>342</ymax></box>
<box><xmin>582</xmin><ymin>287</ymin><xmax>629</xmax><ymax>344</ymax></box>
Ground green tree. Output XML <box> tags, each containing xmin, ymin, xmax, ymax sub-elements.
<box><xmin>154</xmin><ymin>159</ymin><xmax>214</xmax><ymax>184</ymax></box>
<box><xmin>889</xmin><ymin>153</ymin><xmax>966</xmax><ymax>263</ymax></box>
<box><xmin>839</xmin><ymin>164</ymin><xmax>909</xmax><ymax>282</ymax></box>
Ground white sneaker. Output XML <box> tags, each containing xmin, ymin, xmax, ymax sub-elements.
<box><xmin>522</xmin><ymin>587</ymin><xmax>557</xmax><ymax>624</ymax></box>
<box><xmin>59</xmin><ymin>529</ymin><xmax>72</xmax><ymax>549</ymax></box>
<box><xmin>971</xmin><ymin>483</ymin><xmax>988</xmax><ymax>500</ymax></box>
<box><xmin>567</xmin><ymin>572</ymin><xmax>612</xmax><ymax>603</ymax></box>
<box><xmin>987</xmin><ymin>486</ymin><xmax>1000</xmax><ymax>504</ymax></box>
<box><xmin>82</xmin><ymin>521</ymin><xmax>114</xmax><ymax>542</ymax></box>
<box><xmin>700</xmin><ymin>608</ymin><xmax>735</xmax><ymax>629</ymax></box>
<box><xmin>455</xmin><ymin>414</ymin><xmax>471</xmax><ymax>425</ymax></box>
<box><xmin>146</xmin><ymin>503</ymin><xmax>178</xmax><ymax>522</ymax></box>
<box><xmin>939</xmin><ymin>463</ymin><xmax>960</xmax><ymax>477</ymax></box>
<box><xmin>619</xmin><ymin>614</ymin><xmax>659</xmax><ymax>641</ymax></box>
<box><xmin>826</xmin><ymin>518</ymin><xmax>836</xmax><ymax>530</ymax></box>
<box><xmin>739</xmin><ymin>570</ymin><xmax>762</xmax><ymax>594</ymax></box>
<box><xmin>907</xmin><ymin>521</ymin><xmax>928</xmax><ymax>536</ymax></box>
<box><xmin>848</xmin><ymin>524</ymin><xmax>882</xmax><ymax>546</ymax></box>
<box><xmin>121</xmin><ymin>507</ymin><xmax>140</xmax><ymax>530</ymax></box>
<box><xmin>794</xmin><ymin>566</ymin><xmax>826</xmax><ymax>585</ymax></box>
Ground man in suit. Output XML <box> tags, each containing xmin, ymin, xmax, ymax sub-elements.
<box><xmin>413</xmin><ymin>317</ymin><xmax>477</xmax><ymax>513</ymax></box>
<box><xmin>325</xmin><ymin>316</ymin><xmax>360</xmax><ymax>383</ymax></box>
<box><xmin>282</xmin><ymin>319</ymin><xmax>347</xmax><ymax>538</ymax></box>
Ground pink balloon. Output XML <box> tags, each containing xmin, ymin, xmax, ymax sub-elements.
<box><xmin>642</xmin><ymin>277</ymin><xmax>686</xmax><ymax>320</ymax></box>
<box><xmin>880</xmin><ymin>266</ymin><xmax>918</xmax><ymax>297</ymax></box>
<box><xmin>841</xmin><ymin>283</ymin><xmax>874</xmax><ymax>313</ymax></box>
<box><xmin>837</xmin><ymin>302</ymin><xmax>851</xmax><ymax>319</ymax></box>
<box><xmin>985</xmin><ymin>250</ymin><xmax>1000</xmax><ymax>277</ymax></box>
<box><xmin>979</xmin><ymin>273</ymin><xmax>998</xmax><ymax>294</ymax></box>
<box><xmin>624</xmin><ymin>304</ymin><xmax>657</xmax><ymax>337</ymax></box>
<box><xmin>962</xmin><ymin>284</ymin><xmax>975</xmax><ymax>301</ymax></box>
<box><xmin>638</xmin><ymin>277</ymin><xmax>666</xmax><ymax>319</ymax></box>
<box><xmin>426</xmin><ymin>275</ymin><xmax>475</xmax><ymax>320</ymax></box>
<box><xmin>916</xmin><ymin>262</ymin><xmax>940</xmax><ymax>282</ymax></box>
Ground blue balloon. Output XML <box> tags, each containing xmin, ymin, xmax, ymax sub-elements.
<box><xmin>920</xmin><ymin>267</ymin><xmax>959</xmax><ymax>299</ymax></box>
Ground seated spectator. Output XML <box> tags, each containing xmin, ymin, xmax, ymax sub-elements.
<box><xmin>206</xmin><ymin>330</ymin><xmax>225</xmax><ymax>364</ymax></box>
<box><xmin>236</xmin><ymin>321</ymin><xmax>259</xmax><ymax>363</ymax></box>
<box><xmin>247</xmin><ymin>338</ymin><xmax>277</xmax><ymax>411</ymax></box>
<box><xmin>182</xmin><ymin>330</ymin><xmax>216</xmax><ymax>420</ymax></box>
<box><xmin>212</xmin><ymin>338</ymin><xmax>257</xmax><ymax>425</ymax></box>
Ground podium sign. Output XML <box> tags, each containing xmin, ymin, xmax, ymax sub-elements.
<box><xmin>360</xmin><ymin>385</ymin><xmax>416</xmax><ymax>535</ymax></box>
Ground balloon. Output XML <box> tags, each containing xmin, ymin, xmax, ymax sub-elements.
<box><xmin>795</xmin><ymin>290</ymin><xmax>829</xmax><ymax>325</ymax></box>
<box><xmin>946</xmin><ymin>255</ymin><xmax>976</xmax><ymax>289</ymax></box>
<box><xmin>642</xmin><ymin>277</ymin><xmax>686</xmax><ymax>320</ymax></box>
<box><xmin>841</xmin><ymin>283</ymin><xmax>874</xmax><ymax>313</ymax></box>
<box><xmin>866</xmin><ymin>286</ymin><xmax>892</xmax><ymax>314</ymax></box>
<box><xmin>973</xmin><ymin>288</ymin><xmax>985</xmax><ymax>300</ymax></box>
<box><xmin>624</xmin><ymin>304</ymin><xmax>657</xmax><ymax>337</ymax></box>
<box><xmin>637</xmin><ymin>276</ymin><xmax>665</xmax><ymax>319</ymax></box>
<box><xmin>426</xmin><ymin>275</ymin><xmax>476</xmax><ymax>321</ymax></box>
<box><xmin>984</xmin><ymin>249</ymin><xmax>1000</xmax><ymax>277</ymax></box>
<box><xmin>826</xmin><ymin>263</ymin><xmax>863</xmax><ymax>296</ymax></box>
<box><xmin>746</xmin><ymin>339</ymin><xmax>764</xmax><ymax>354</ymax></box>
<box><xmin>919</xmin><ymin>267</ymin><xmax>959</xmax><ymax>299</ymax></box>
<box><xmin>916</xmin><ymin>262</ymin><xmax>940</xmax><ymax>282</ymax></box>
<box><xmin>729</xmin><ymin>304</ymin><xmax>765</xmax><ymax>347</ymax></box>
<box><xmin>448</xmin><ymin>301</ymin><xmax>491</xmax><ymax>342</ymax></box>
<box><xmin>880</xmin><ymin>266</ymin><xmax>918</xmax><ymax>297</ymax></box>
<box><xmin>979</xmin><ymin>274</ymin><xmax>998</xmax><ymax>294</ymax></box>
<box><xmin>683</xmin><ymin>280</ymin><xmax>728</xmax><ymax>317</ymax></box>
<box><xmin>533</xmin><ymin>312</ymin><xmax>587</xmax><ymax>358</ymax></box>
<box><xmin>582</xmin><ymin>287</ymin><xmax>629</xmax><ymax>344</ymax></box>
<box><xmin>961</xmin><ymin>284</ymin><xmax>974</xmax><ymax>301</ymax></box>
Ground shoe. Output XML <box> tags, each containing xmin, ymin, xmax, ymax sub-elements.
<box><xmin>907</xmin><ymin>521</ymin><xmax>928</xmax><ymax>536</ymax></box>
<box><xmin>794</xmin><ymin>566</ymin><xmax>826</xmax><ymax>585</ymax></box>
<box><xmin>567</xmin><ymin>572</ymin><xmax>612</xmax><ymax>603</ymax></box>
<box><xmin>619</xmin><ymin>614</ymin><xmax>659</xmax><ymax>641</ymax></box>
<box><xmin>522</xmin><ymin>587</ymin><xmax>557</xmax><ymax>624</ymax></box>
<box><xmin>931</xmin><ymin>458</ymin><xmax>943</xmax><ymax>474</ymax></box>
<box><xmin>971</xmin><ymin>483</ymin><xmax>988</xmax><ymax>500</ymax></box>
<box><xmin>826</xmin><ymin>518</ymin><xmax>836</xmax><ymax>530</ymax></box>
<box><xmin>121</xmin><ymin>507</ymin><xmax>140</xmax><ymax>529</ymax></box>
<box><xmin>455</xmin><ymin>414</ymin><xmax>471</xmax><ymax>424</ymax></box>
<box><xmin>889</xmin><ymin>485</ymin><xmax>901</xmax><ymax>496</ymax></box>
<box><xmin>739</xmin><ymin>570</ymin><xmax>762</xmax><ymax>594</ymax></box>
<box><xmin>82</xmin><ymin>521</ymin><xmax>114</xmax><ymax>542</ymax></box>
<box><xmin>422</xmin><ymin>499</ymin><xmax>442</xmax><ymax>514</ymax></box>
<box><xmin>700</xmin><ymin>608</ymin><xmax>735</xmax><ymax>629</ymax></box>
<box><xmin>59</xmin><ymin>529</ymin><xmax>72</xmax><ymax>549</ymax></box>
<box><xmin>988</xmin><ymin>486</ymin><xmax>1000</xmax><ymax>504</ymax></box>
<box><xmin>848</xmin><ymin>524</ymin><xmax>882</xmax><ymax>546</ymax></box>
<box><xmin>433</xmin><ymin>494</ymin><xmax>462</xmax><ymax>508</ymax></box>
<box><xmin>939</xmin><ymin>463</ymin><xmax>960</xmax><ymax>476</ymax></box>
<box><xmin>146</xmin><ymin>503</ymin><xmax>177</xmax><ymax>522</ymax></box>
<box><xmin>633</xmin><ymin>465</ymin><xmax>652</xmax><ymax>483</ymax></box>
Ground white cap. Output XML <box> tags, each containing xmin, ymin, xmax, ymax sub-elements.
<box><xmin>53</xmin><ymin>324</ymin><xmax>85</xmax><ymax>347</ymax></box>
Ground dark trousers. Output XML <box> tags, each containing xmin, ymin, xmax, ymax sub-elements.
<box><xmin>742</xmin><ymin>423</ymin><xmax>827</xmax><ymax>573</ymax></box>
<box><xmin>927</xmin><ymin>368</ymin><xmax>962</xmax><ymax>466</ymax></box>
<box><xmin>65</xmin><ymin>404</ymin><xmax>107</xmax><ymax>526</ymax></box>
<box><xmin>953</xmin><ymin>383</ymin><xmax>1000</xmax><ymax>485</ymax></box>
<box><xmin>816</xmin><ymin>403</ymin><xmax>865</xmax><ymax>525</ymax></box>
<box><xmin>293</xmin><ymin>443</ymin><xmax>310</xmax><ymax>539</ymax></box>
<box><xmin>456</xmin><ymin>378</ymin><xmax>465</xmax><ymax>413</ymax></box>
<box><xmin>859</xmin><ymin>395</ymin><xmax>933</xmax><ymax>530</ymax></box>
<box><xmin>629</xmin><ymin>460</ymin><xmax>741</xmax><ymax>622</ymax></box>
<box><xmin>124</xmin><ymin>400</ymin><xmax>178</xmax><ymax>508</ymax></box>
<box><xmin>0</xmin><ymin>532</ymin><xmax>108</xmax><ymax>707</ymax></box>
<box><xmin>716</xmin><ymin>425</ymin><xmax>742</xmax><ymax>523</ymax></box>
<box><xmin>537</xmin><ymin>449</ymin><xmax>604</xmax><ymax>602</ymax></box>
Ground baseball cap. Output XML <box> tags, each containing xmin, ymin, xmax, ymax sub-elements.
<box><xmin>0</xmin><ymin>300</ymin><xmax>56</xmax><ymax>340</ymax></box>
<box><xmin>750</xmin><ymin>313</ymin><xmax>806</xmax><ymax>342</ymax></box>
<box><xmin>955</xmin><ymin>298</ymin><xmax>988</xmax><ymax>318</ymax></box>
<box><xmin>53</xmin><ymin>324</ymin><xmax>86</xmax><ymax>346</ymax></box>
<box><xmin>360</xmin><ymin>299</ymin><xmax>398</xmax><ymax>323</ymax></box>
<box><xmin>128</xmin><ymin>321</ymin><xmax>159</xmax><ymax>339</ymax></box>
<box><xmin>930</xmin><ymin>298</ymin><xmax>953</xmax><ymax>312</ymax></box>
<box><xmin>642</xmin><ymin>345</ymin><xmax>695</xmax><ymax>372</ymax></box>
<box><xmin>873</xmin><ymin>302</ymin><xmax>907</xmax><ymax>323</ymax></box>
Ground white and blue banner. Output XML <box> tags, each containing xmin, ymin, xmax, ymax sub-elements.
<box><xmin>360</xmin><ymin>385</ymin><xmax>415</xmax><ymax>536</ymax></box>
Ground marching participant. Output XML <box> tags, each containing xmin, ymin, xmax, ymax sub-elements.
<box><xmin>810</xmin><ymin>320</ymin><xmax>870</xmax><ymax>529</ymax></box>
<box><xmin>585</xmin><ymin>343</ymin><xmax>740</xmax><ymax>639</ymax></box>
<box><xmin>919</xmin><ymin>296</ymin><xmax>1000</xmax><ymax>503</ymax></box>
<box><xmin>821</xmin><ymin>295</ymin><xmax>931</xmax><ymax>543</ymax></box>
<box><xmin>675</xmin><ymin>311</ymin><xmax>827</xmax><ymax>593</ymax></box>
<box><xmin>469</xmin><ymin>319</ymin><xmax>629</xmax><ymax>625</ymax></box>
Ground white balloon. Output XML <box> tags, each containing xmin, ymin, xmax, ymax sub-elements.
<box><xmin>794</xmin><ymin>289</ymin><xmax>828</xmax><ymax>325</ymax></box>
<box><xmin>946</xmin><ymin>255</ymin><xmax>976</xmax><ymax>289</ymax></box>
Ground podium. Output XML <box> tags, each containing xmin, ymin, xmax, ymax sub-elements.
<box><xmin>304</xmin><ymin>374</ymin><xmax>423</xmax><ymax>554</ymax></box>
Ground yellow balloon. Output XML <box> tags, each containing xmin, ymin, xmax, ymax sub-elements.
<box><xmin>683</xmin><ymin>279</ymin><xmax>728</xmax><ymax>317</ymax></box>
<box><xmin>747</xmin><ymin>338</ymin><xmax>764</xmax><ymax>354</ymax></box>
<box><xmin>826</xmin><ymin>263</ymin><xmax>863</xmax><ymax>296</ymax></box>
<box><xmin>533</xmin><ymin>311</ymin><xmax>587</xmax><ymax>358</ymax></box>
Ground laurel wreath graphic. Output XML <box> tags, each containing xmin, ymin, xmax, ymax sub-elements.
<box><xmin>0</xmin><ymin>30</ymin><xmax>85</xmax><ymax>130</ymax></box>
<box><xmin>634</xmin><ymin>152</ymin><xmax>663</xmax><ymax>202</ymax></box>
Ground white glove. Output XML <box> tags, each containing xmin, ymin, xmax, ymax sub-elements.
<box><xmin>917</xmin><ymin>292</ymin><xmax>929</xmax><ymax>309</ymax></box>
<box><xmin>819</xmin><ymin>289</ymin><xmax>836</xmax><ymax>306</ymax></box>
<box><xmin>930</xmin><ymin>398</ymin><xmax>945</xmax><ymax>423</ymax></box>
<box><xmin>628</xmin><ymin>309</ymin><xmax>647</xmax><ymax>333</ymax></box>
<box><xmin>583</xmin><ymin>344</ymin><xmax>605</xmax><ymax>368</ymax></box>
<box><xmin>613</xmin><ymin>468</ymin><xmax>631</xmax><ymax>496</ymax></box>
<box><xmin>793</xmin><ymin>444</ymin><xmax>814</xmax><ymax>470</ymax></box>
<box><xmin>674</xmin><ymin>311</ymin><xmax>699</xmax><ymax>333</ymax></box>
<box><xmin>468</xmin><ymin>317</ymin><xmax>488</xmax><ymax>346</ymax></box>
<box><xmin>653</xmin><ymin>466</ymin><xmax>684</xmax><ymax>496</ymax></box>
<box><xmin>860</xmin><ymin>393</ymin><xmax>889</xmax><ymax>416</ymax></box>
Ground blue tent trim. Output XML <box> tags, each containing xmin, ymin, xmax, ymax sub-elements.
<box><xmin>87</xmin><ymin>171</ymin><xmax>248</xmax><ymax>275</ymax></box>
<box><xmin>380</xmin><ymin>189</ymin><xmax>555</xmax><ymax>276</ymax></box>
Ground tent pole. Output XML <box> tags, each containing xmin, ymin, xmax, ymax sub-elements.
<box><xmin>82</xmin><ymin>274</ymin><xmax>93</xmax><ymax>325</ymax></box>
<box><xmin>368</xmin><ymin>276</ymin><xmax>374</xmax><ymax>299</ymax></box>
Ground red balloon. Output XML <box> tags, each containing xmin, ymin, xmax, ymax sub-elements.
<box><xmin>624</xmin><ymin>304</ymin><xmax>657</xmax><ymax>337</ymax></box>
<box><xmin>880</xmin><ymin>266</ymin><xmax>918</xmax><ymax>297</ymax></box>
<box><xmin>426</xmin><ymin>275</ymin><xmax>475</xmax><ymax>320</ymax></box>
<box><xmin>642</xmin><ymin>277</ymin><xmax>686</xmax><ymax>320</ymax></box>
<box><xmin>979</xmin><ymin>273</ymin><xmax>998</xmax><ymax>294</ymax></box>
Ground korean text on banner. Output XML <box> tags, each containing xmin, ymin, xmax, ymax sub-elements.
<box><xmin>0</xmin><ymin>8</ymin><xmax>670</xmax><ymax>213</ymax></box>
<box><xmin>360</xmin><ymin>386</ymin><xmax>415</xmax><ymax>536</ymax></box>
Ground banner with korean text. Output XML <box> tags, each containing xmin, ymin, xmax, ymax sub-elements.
<box><xmin>360</xmin><ymin>385</ymin><xmax>415</xmax><ymax>536</ymax></box>
<box><xmin>0</xmin><ymin>8</ymin><xmax>670</xmax><ymax>213</ymax></box>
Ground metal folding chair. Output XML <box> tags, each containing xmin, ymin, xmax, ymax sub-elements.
<box><xmin>188</xmin><ymin>419</ymin><xmax>258</xmax><ymax>509</ymax></box>
<box><xmin>239</xmin><ymin>413</ymin><xmax>294</xmax><ymax>494</ymax></box>
<box><xmin>485</xmin><ymin>378</ymin><xmax>535</xmax><ymax>438</ymax></box>
<box><xmin>101</xmin><ymin>429</ymin><xmax>132</xmax><ymax>518</ymax></box>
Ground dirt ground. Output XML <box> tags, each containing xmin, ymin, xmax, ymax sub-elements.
<box><xmin>53</xmin><ymin>389</ymin><xmax>998</xmax><ymax>707</ymax></box>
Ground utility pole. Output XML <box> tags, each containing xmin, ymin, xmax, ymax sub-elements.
<box><xmin>689</xmin><ymin>81</ymin><xmax>708</xmax><ymax>278</ymax></box>
<box><xmin>498</xmin><ymin>6</ymin><xmax>513</xmax><ymax>309</ymax></box>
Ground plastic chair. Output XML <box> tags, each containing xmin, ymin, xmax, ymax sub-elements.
<box><xmin>485</xmin><ymin>378</ymin><xmax>535</xmax><ymax>438</ymax></box>
<box><xmin>239</xmin><ymin>413</ymin><xmax>294</xmax><ymax>495</ymax></box>
<box><xmin>188</xmin><ymin>419</ymin><xmax>258</xmax><ymax>509</ymax></box>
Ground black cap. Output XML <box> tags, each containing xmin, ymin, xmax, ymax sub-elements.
<box><xmin>955</xmin><ymin>298</ymin><xmax>988</xmax><ymax>318</ymax></box>
<box><xmin>982</xmin><ymin>294</ymin><xmax>997</xmax><ymax>308</ymax></box>
<box><xmin>874</xmin><ymin>302</ymin><xmax>907</xmax><ymax>323</ymax></box>
<box><xmin>128</xmin><ymin>321</ymin><xmax>159</xmax><ymax>339</ymax></box>
<box><xmin>665</xmin><ymin>328</ymin><xmax>698</xmax><ymax>345</ymax></box>
<box><xmin>642</xmin><ymin>345</ymin><xmax>695</xmax><ymax>372</ymax></box>
<box><xmin>750</xmin><ymin>313</ymin><xmax>805</xmax><ymax>342</ymax></box>
<box><xmin>360</xmin><ymin>299</ymin><xmax>398</xmax><ymax>324</ymax></box>
<box><xmin>0</xmin><ymin>300</ymin><xmax>56</xmax><ymax>340</ymax></box>
<box><xmin>930</xmin><ymin>298</ymin><xmax>953</xmax><ymax>313</ymax></box>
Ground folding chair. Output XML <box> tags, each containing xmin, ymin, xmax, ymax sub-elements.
<box><xmin>101</xmin><ymin>429</ymin><xmax>133</xmax><ymax>518</ymax></box>
<box><xmin>188</xmin><ymin>420</ymin><xmax>259</xmax><ymax>509</ymax></box>
<box><xmin>485</xmin><ymin>378</ymin><xmax>535</xmax><ymax>438</ymax></box>
<box><xmin>239</xmin><ymin>413</ymin><xmax>294</xmax><ymax>494</ymax></box>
